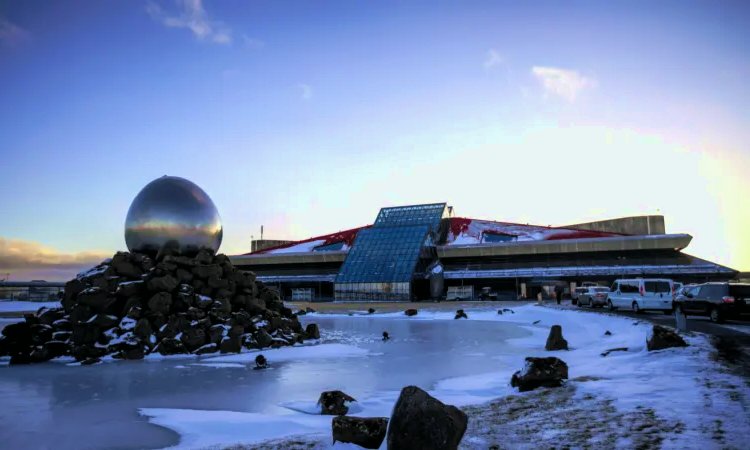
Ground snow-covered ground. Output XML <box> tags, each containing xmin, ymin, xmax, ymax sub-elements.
<box><xmin>139</xmin><ymin>306</ymin><xmax>750</xmax><ymax>450</ymax></box>
<box><xmin>718</xmin><ymin>324</ymin><xmax>750</xmax><ymax>335</ymax></box>
<box><xmin>0</xmin><ymin>300</ymin><xmax>61</xmax><ymax>313</ymax></box>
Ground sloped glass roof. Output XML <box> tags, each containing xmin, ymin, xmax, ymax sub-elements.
<box><xmin>336</xmin><ymin>224</ymin><xmax>429</xmax><ymax>283</ymax></box>
<box><xmin>373</xmin><ymin>203</ymin><xmax>446</xmax><ymax>229</ymax></box>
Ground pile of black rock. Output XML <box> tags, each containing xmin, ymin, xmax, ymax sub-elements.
<box><xmin>0</xmin><ymin>249</ymin><xmax>319</xmax><ymax>365</ymax></box>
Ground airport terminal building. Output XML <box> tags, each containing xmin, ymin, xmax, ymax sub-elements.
<box><xmin>228</xmin><ymin>203</ymin><xmax>738</xmax><ymax>302</ymax></box>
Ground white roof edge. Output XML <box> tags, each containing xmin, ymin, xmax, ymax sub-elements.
<box><xmin>230</xmin><ymin>251</ymin><xmax>348</xmax><ymax>259</ymax></box>
<box><xmin>439</xmin><ymin>233</ymin><xmax>693</xmax><ymax>250</ymax></box>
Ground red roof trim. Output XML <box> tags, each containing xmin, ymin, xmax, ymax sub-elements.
<box><xmin>244</xmin><ymin>217</ymin><xmax>629</xmax><ymax>254</ymax></box>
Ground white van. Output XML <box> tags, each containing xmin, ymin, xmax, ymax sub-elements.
<box><xmin>608</xmin><ymin>279</ymin><xmax>673</xmax><ymax>314</ymax></box>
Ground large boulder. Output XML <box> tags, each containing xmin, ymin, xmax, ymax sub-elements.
<box><xmin>510</xmin><ymin>356</ymin><xmax>569</xmax><ymax>392</ymax></box>
<box><xmin>147</xmin><ymin>292</ymin><xmax>172</xmax><ymax>315</ymax></box>
<box><xmin>219</xmin><ymin>336</ymin><xmax>242</xmax><ymax>354</ymax></box>
<box><xmin>647</xmin><ymin>325</ymin><xmax>688</xmax><ymax>351</ymax></box>
<box><xmin>255</xmin><ymin>329</ymin><xmax>272</xmax><ymax>348</ymax></box>
<box><xmin>305</xmin><ymin>323</ymin><xmax>320</xmax><ymax>340</ymax></box>
<box><xmin>544</xmin><ymin>325</ymin><xmax>568</xmax><ymax>351</ymax></box>
<box><xmin>147</xmin><ymin>275</ymin><xmax>179</xmax><ymax>293</ymax></box>
<box><xmin>318</xmin><ymin>390</ymin><xmax>357</xmax><ymax>416</ymax></box>
<box><xmin>76</xmin><ymin>287</ymin><xmax>109</xmax><ymax>312</ymax></box>
<box><xmin>405</xmin><ymin>309</ymin><xmax>418</xmax><ymax>317</ymax></box>
<box><xmin>386</xmin><ymin>385</ymin><xmax>467</xmax><ymax>450</ymax></box>
<box><xmin>332</xmin><ymin>416</ymin><xmax>388</xmax><ymax>449</ymax></box>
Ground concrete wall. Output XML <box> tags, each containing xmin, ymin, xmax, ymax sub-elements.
<box><xmin>564</xmin><ymin>215</ymin><xmax>666</xmax><ymax>236</ymax></box>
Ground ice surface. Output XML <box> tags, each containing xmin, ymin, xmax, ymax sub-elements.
<box><xmin>188</xmin><ymin>363</ymin><xmax>246</xmax><ymax>369</ymax></box>
<box><xmin>205</xmin><ymin>343</ymin><xmax>370</xmax><ymax>364</ymax></box>
<box><xmin>717</xmin><ymin>324</ymin><xmax>750</xmax><ymax>335</ymax></box>
<box><xmin>0</xmin><ymin>301</ymin><xmax>62</xmax><ymax>313</ymax></box>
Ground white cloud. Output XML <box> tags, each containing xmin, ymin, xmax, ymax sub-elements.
<box><xmin>299</xmin><ymin>84</ymin><xmax>312</xmax><ymax>100</ymax></box>
<box><xmin>147</xmin><ymin>0</ymin><xmax>233</xmax><ymax>45</ymax></box>
<box><xmin>531</xmin><ymin>66</ymin><xmax>596</xmax><ymax>102</ymax></box>
<box><xmin>484</xmin><ymin>49</ymin><xmax>503</xmax><ymax>69</ymax></box>
<box><xmin>0</xmin><ymin>237</ymin><xmax>112</xmax><ymax>281</ymax></box>
<box><xmin>242</xmin><ymin>35</ymin><xmax>265</xmax><ymax>49</ymax></box>
<box><xmin>0</xmin><ymin>18</ymin><xmax>31</xmax><ymax>47</ymax></box>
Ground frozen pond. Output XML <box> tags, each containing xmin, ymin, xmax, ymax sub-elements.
<box><xmin>0</xmin><ymin>314</ymin><xmax>531</xmax><ymax>450</ymax></box>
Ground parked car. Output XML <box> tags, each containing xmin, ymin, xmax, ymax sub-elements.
<box><xmin>675</xmin><ymin>282</ymin><xmax>750</xmax><ymax>323</ymax></box>
<box><xmin>608</xmin><ymin>279</ymin><xmax>674</xmax><ymax>314</ymax></box>
<box><xmin>577</xmin><ymin>286</ymin><xmax>610</xmax><ymax>308</ymax></box>
<box><xmin>478</xmin><ymin>287</ymin><xmax>498</xmax><ymax>301</ymax></box>
<box><xmin>673</xmin><ymin>282</ymin><xmax>683</xmax><ymax>298</ymax></box>
<box><xmin>572</xmin><ymin>287</ymin><xmax>588</xmax><ymax>306</ymax></box>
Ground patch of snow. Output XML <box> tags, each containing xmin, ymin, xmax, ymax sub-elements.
<box><xmin>189</xmin><ymin>362</ymin><xmax>246</xmax><ymax>369</ymax></box>
<box><xmin>159</xmin><ymin>324</ymin><xmax>168</xmax><ymax>332</ymax></box>
<box><xmin>103</xmin><ymin>328</ymin><xmax>119</xmax><ymax>339</ymax></box>
<box><xmin>120</xmin><ymin>317</ymin><xmax>136</xmax><ymax>331</ymax></box>
<box><xmin>197</xmin><ymin>295</ymin><xmax>212</xmax><ymax>303</ymax></box>
<box><xmin>255</xmin><ymin>320</ymin><xmax>269</xmax><ymax>328</ymax></box>
<box><xmin>175</xmin><ymin>332</ymin><xmax>183</xmax><ymax>341</ymax></box>
<box><xmin>109</xmin><ymin>332</ymin><xmax>137</xmax><ymax>346</ymax></box>
<box><xmin>79</xmin><ymin>287</ymin><xmax>102</xmax><ymax>295</ymax></box>
<box><xmin>0</xmin><ymin>301</ymin><xmax>62</xmax><ymax>313</ymax></box>
<box><xmin>118</xmin><ymin>280</ymin><xmax>143</xmax><ymax>286</ymax></box>
<box><xmin>77</xmin><ymin>266</ymin><xmax>106</xmax><ymax>279</ymax></box>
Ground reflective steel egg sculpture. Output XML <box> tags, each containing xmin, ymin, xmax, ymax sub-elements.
<box><xmin>124</xmin><ymin>176</ymin><xmax>223</xmax><ymax>256</ymax></box>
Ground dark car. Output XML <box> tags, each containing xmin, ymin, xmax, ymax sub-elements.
<box><xmin>675</xmin><ymin>282</ymin><xmax>750</xmax><ymax>323</ymax></box>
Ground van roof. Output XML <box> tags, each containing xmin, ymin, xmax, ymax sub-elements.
<box><xmin>614</xmin><ymin>278</ymin><xmax>672</xmax><ymax>282</ymax></box>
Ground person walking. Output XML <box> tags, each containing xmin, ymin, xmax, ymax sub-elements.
<box><xmin>554</xmin><ymin>285</ymin><xmax>562</xmax><ymax>305</ymax></box>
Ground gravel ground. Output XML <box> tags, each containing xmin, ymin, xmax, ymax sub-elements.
<box><xmin>211</xmin><ymin>380</ymin><xmax>691</xmax><ymax>450</ymax></box>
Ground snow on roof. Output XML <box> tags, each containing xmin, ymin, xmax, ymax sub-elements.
<box><xmin>266</xmin><ymin>240</ymin><xmax>326</xmax><ymax>254</ymax></box>
<box><xmin>246</xmin><ymin>226</ymin><xmax>371</xmax><ymax>255</ymax></box>
<box><xmin>445</xmin><ymin>218</ymin><xmax>623</xmax><ymax>245</ymax></box>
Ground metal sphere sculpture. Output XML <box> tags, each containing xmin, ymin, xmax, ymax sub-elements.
<box><xmin>124</xmin><ymin>176</ymin><xmax>223</xmax><ymax>256</ymax></box>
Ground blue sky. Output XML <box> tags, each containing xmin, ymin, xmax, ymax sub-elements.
<box><xmin>1</xmin><ymin>0</ymin><xmax>749</xmax><ymax>279</ymax></box>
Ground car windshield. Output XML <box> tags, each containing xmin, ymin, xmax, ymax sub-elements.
<box><xmin>644</xmin><ymin>281</ymin><xmax>671</xmax><ymax>293</ymax></box>
<box><xmin>594</xmin><ymin>288</ymin><xmax>609</xmax><ymax>293</ymax></box>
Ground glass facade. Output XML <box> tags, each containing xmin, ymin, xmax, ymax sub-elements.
<box><xmin>373</xmin><ymin>203</ymin><xmax>446</xmax><ymax>229</ymax></box>
<box><xmin>334</xmin><ymin>282</ymin><xmax>411</xmax><ymax>301</ymax></box>
<box><xmin>335</xmin><ymin>203</ymin><xmax>447</xmax><ymax>301</ymax></box>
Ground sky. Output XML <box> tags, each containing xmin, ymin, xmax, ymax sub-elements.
<box><xmin>0</xmin><ymin>0</ymin><xmax>748</xmax><ymax>280</ymax></box>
